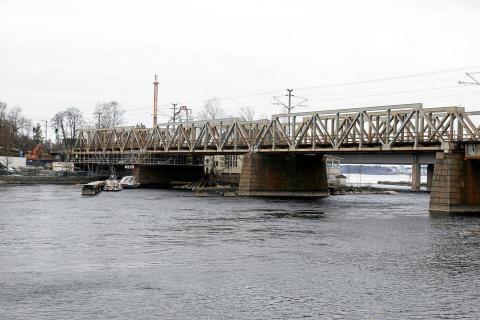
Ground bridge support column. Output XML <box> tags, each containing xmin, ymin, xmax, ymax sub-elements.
<box><xmin>426</xmin><ymin>164</ymin><xmax>434</xmax><ymax>192</ymax></box>
<box><xmin>411</xmin><ymin>163</ymin><xmax>421</xmax><ymax>192</ymax></box>
<box><xmin>429</xmin><ymin>152</ymin><xmax>480</xmax><ymax>214</ymax></box>
<box><xmin>238</xmin><ymin>153</ymin><xmax>329</xmax><ymax>197</ymax></box>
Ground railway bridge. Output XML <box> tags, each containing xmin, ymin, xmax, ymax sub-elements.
<box><xmin>74</xmin><ymin>103</ymin><xmax>480</xmax><ymax>214</ymax></box>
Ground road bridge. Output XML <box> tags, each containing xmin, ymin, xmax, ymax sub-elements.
<box><xmin>74</xmin><ymin>103</ymin><xmax>480</xmax><ymax>214</ymax></box>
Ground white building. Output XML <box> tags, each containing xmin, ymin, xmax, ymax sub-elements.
<box><xmin>204</xmin><ymin>155</ymin><xmax>243</xmax><ymax>175</ymax></box>
<box><xmin>0</xmin><ymin>156</ymin><xmax>26</xmax><ymax>171</ymax></box>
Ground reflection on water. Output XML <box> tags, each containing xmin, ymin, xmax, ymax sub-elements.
<box><xmin>0</xmin><ymin>185</ymin><xmax>479</xmax><ymax>319</ymax></box>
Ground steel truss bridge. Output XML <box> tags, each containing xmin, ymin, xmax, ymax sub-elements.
<box><xmin>74</xmin><ymin>103</ymin><xmax>480</xmax><ymax>165</ymax></box>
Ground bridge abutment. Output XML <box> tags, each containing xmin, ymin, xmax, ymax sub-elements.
<box><xmin>238</xmin><ymin>153</ymin><xmax>329</xmax><ymax>197</ymax></box>
<box><xmin>133</xmin><ymin>165</ymin><xmax>204</xmax><ymax>187</ymax></box>
<box><xmin>429</xmin><ymin>152</ymin><xmax>480</xmax><ymax>214</ymax></box>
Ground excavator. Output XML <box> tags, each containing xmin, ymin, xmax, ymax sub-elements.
<box><xmin>26</xmin><ymin>144</ymin><xmax>43</xmax><ymax>161</ymax></box>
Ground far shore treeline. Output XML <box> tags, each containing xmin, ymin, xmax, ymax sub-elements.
<box><xmin>0</xmin><ymin>100</ymin><xmax>126</xmax><ymax>157</ymax></box>
<box><xmin>0</xmin><ymin>97</ymin><xmax>253</xmax><ymax>158</ymax></box>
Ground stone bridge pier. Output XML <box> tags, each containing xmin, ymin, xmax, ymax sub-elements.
<box><xmin>238</xmin><ymin>153</ymin><xmax>329</xmax><ymax>197</ymax></box>
<box><xmin>429</xmin><ymin>152</ymin><xmax>480</xmax><ymax>214</ymax></box>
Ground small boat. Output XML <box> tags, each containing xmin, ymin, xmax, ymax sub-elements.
<box><xmin>82</xmin><ymin>181</ymin><xmax>105</xmax><ymax>196</ymax></box>
<box><xmin>104</xmin><ymin>175</ymin><xmax>122</xmax><ymax>191</ymax></box>
<box><xmin>119</xmin><ymin>176</ymin><xmax>140</xmax><ymax>189</ymax></box>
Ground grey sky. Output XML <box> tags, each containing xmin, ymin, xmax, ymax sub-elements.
<box><xmin>1</xmin><ymin>0</ymin><xmax>479</xmax><ymax>136</ymax></box>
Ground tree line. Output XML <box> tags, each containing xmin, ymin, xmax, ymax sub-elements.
<box><xmin>1</xmin><ymin>97</ymin><xmax>259</xmax><ymax>157</ymax></box>
<box><xmin>0</xmin><ymin>100</ymin><xmax>126</xmax><ymax>157</ymax></box>
<box><xmin>0</xmin><ymin>101</ymin><xmax>42</xmax><ymax>154</ymax></box>
<box><xmin>50</xmin><ymin>101</ymin><xmax>126</xmax><ymax>158</ymax></box>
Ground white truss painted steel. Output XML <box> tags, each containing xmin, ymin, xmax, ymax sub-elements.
<box><xmin>74</xmin><ymin>104</ymin><xmax>480</xmax><ymax>164</ymax></box>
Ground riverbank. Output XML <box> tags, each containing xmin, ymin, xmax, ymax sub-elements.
<box><xmin>0</xmin><ymin>175</ymin><xmax>106</xmax><ymax>185</ymax></box>
<box><xmin>330</xmin><ymin>185</ymin><xmax>427</xmax><ymax>195</ymax></box>
<box><xmin>378</xmin><ymin>180</ymin><xmax>427</xmax><ymax>187</ymax></box>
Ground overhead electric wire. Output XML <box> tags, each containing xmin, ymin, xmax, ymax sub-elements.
<box><xmin>458</xmin><ymin>89</ymin><xmax>480</xmax><ymax>107</ymax></box>
<box><xmin>302</xmin><ymin>85</ymin><xmax>466</xmax><ymax>100</ymax></box>
<box><xmin>294</xmin><ymin>65</ymin><xmax>480</xmax><ymax>90</ymax></box>
<box><xmin>121</xmin><ymin>66</ymin><xmax>480</xmax><ymax>112</ymax></box>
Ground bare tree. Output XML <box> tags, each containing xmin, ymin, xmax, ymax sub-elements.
<box><xmin>0</xmin><ymin>103</ymin><xmax>37</xmax><ymax>153</ymax></box>
<box><xmin>198</xmin><ymin>98</ymin><xmax>224</xmax><ymax>120</ymax></box>
<box><xmin>51</xmin><ymin>107</ymin><xmax>84</xmax><ymax>160</ymax></box>
<box><xmin>94</xmin><ymin>101</ymin><xmax>125</xmax><ymax>128</ymax></box>
<box><xmin>0</xmin><ymin>102</ymin><xmax>12</xmax><ymax>149</ymax></box>
<box><xmin>7</xmin><ymin>107</ymin><xmax>22</xmax><ymax>135</ymax></box>
<box><xmin>5</xmin><ymin>107</ymin><xmax>32</xmax><ymax>150</ymax></box>
<box><xmin>238</xmin><ymin>106</ymin><xmax>255</xmax><ymax>121</ymax></box>
<box><xmin>17</xmin><ymin>117</ymin><xmax>32</xmax><ymax>151</ymax></box>
<box><xmin>0</xmin><ymin>101</ymin><xmax>6</xmax><ymax>122</ymax></box>
<box><xmin>65</xmin><ymin>107</ymin><xmax>84</xmax><ymax>140</ymax></box>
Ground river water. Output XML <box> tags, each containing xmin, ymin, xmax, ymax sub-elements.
<box><xmin>1</xmin><ymin>185</ymin><xmax>479</xmax><ymax>319</ymax></box>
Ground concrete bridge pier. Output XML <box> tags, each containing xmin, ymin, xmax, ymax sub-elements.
<box><xmin>429</xmin><ymin>152</ymin><xmax>480</xmax><ymax>214</ymax></box>
<box><xmin>411</xmin><ymin>163</ymin><xmax>421</xmax><ymax>192</ymax></box>
<box><xmin>412</xmin><ymin>163</ymin><xmax>434</xmax><ymax>192</ymax></box>
<box><xmin>238</xmin><ymin>153</ymin><xmax>329</xmax><ymax>197</ymax></box>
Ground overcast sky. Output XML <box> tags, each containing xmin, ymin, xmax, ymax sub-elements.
<box><xmin>1</xmin><ymin>0</ymin><xmax>479</xmax><ymax>136</ymax></box>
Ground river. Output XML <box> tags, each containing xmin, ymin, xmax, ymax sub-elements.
<box><xmin>1</xmin><ymin>184</ymin><xmax>479</xmax><ymax>319</ymax></box>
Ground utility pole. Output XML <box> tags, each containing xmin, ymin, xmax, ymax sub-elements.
<box><xmin>41</xmin><ymin>120</ymin><xmax>47</xmax><ymax>144</ymax></box>
<box><xmin>96</xmin><ymin>112</ymin><xmax>102</xmax><ymax>129</ymax></box>
<box><xmin>287</xmin><ymin>88</ymin><xmax>293</xmax><ymax>114</ymax></box>
<box><xmin>273</xmin><ymin>89</ymin><xmax>308</xmax><ymax>137</ymax></box>
<box><xmin>153</xmin><ymin>74</ymin><xmax>159</xmax><ymax>128</ymax></box>
<box><xmin>170</xmin><ymin>104</ymin><xmax>192</xmax><ymax>123</ymax></box>
<box><xmin>273</xmin><ymin>89</ymin><xmax>308</xmax><ymax>114</ymax></box>
<box><xmin>172</xmin><ymin>103</ymin><xmax>178</xmax><ymax>123</ymax></box>
<box><xmin>178</xmin><ymin>106</ymin><xmax>193</xmax><ymax>122</ymax></box>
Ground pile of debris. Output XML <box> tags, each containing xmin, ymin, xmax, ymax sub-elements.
<box><xmin>176</xmin><ymin>176</ymin><xmax>237</xmax><ymax>197</ymax></box>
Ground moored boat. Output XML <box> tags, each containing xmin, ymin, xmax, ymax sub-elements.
<box><xmin>82</xmin><ymin>181</ymin><xmax>105</xmax><ymax>196</ymax></box>
<box><xmin>119</xmin><ymin>176</ymin><xmax>140</xmax><ymax>189</ymax></box>
<box><xmin>104</xmin><ymin>175</ymin><xmax>122</xmax><ymax>191</ymax></box>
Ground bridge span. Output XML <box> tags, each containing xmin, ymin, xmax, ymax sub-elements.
<box><xmin>74</xmin><ymin>103</ymin><xmax>480</xmax><ymax>214</ymax></box>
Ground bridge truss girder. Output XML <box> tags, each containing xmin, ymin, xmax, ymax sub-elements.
<box><xmin>74</xmin><ymin>104</ymin><xmax>480</xmax><ymax>164</ymax></box>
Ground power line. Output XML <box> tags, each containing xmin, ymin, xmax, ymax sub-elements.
<box><xmin>458</xmin><ymin>90</ymin><xmax>480</xmax><ymax>107</ymax></box>
<box><xmin>117</xmin><ymin>84</ymin><xmax>477</xmax><ymax>116</ymax></box>
<box><xmin>121</xmin><ymin>66</ymin><xmax>480</xmax><ymax>112</ymax></box>
<box><xmin>303</xmin><ymin>85</ymin><xmax>464</xmax><ymax>100</ymax></box>
<box><xmin>323</xmin><ymin>92</ymin><xmax>478</xmax><ymax>107</ymax></box>
<box><xmin>458</xmin><ymin>72</ymin><xmax>480</xmax><ymax>106</ymax></box>
<box><xmin>295</xmin><ymin>65</ymin><xmax>480</xmax><ymax>91</ymax></box>
<box><xmin>459</xmin><ymin>72</ymin><xmax>480</xmax><ymax>86</ymax></box>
